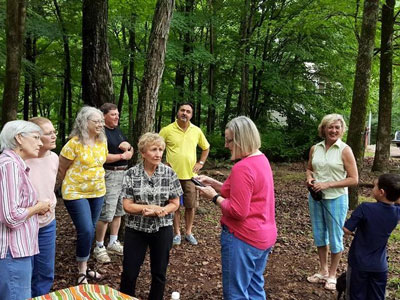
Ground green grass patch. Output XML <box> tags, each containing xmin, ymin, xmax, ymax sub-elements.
<box><xmin>358</xmin><ymin>195</ymin><xmax>375</xmax><ymax>203</ymax></box>
<box><xmin>273</xmin><ymin>170</ymin><xmax>304</xmax><ymax>182</ymax></box>
<box><xmin>389</xmin><ymin>226</ymin><xmax>400</xmax><ymax>243</ymax></box>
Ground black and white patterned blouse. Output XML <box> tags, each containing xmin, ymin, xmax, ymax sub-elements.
<box><xmin>120</xmin><ymin>162</ymin><xmax>183</xmax><ymax>233</ymax></box>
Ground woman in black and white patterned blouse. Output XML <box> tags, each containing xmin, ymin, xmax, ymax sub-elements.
<box><xmin>119</xmin><ymin>133</ymin><xmax>183</xmax><ymax>300</ymax></box>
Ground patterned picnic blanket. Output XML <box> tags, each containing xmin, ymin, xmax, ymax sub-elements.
<box><xmin>30</xmin><ymin>284</ymin><xmax>138</xmax><ymax>300</ymax></box>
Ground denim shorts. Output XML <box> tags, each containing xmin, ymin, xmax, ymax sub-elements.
<box><xmin>308</xmin><ymin>194</ymin><xmax>348</xmax><ymax>253</ymax></box>
<box><xmin>99</xmin><ymin>170</ymin><xmax>125</xmax><ymax>222</ymax></box>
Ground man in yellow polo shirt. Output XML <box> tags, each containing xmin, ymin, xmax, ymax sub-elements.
<box><xmin>159</xmin><ymin>102</ymin><xmax>210</xmax><ymax>245</ymax></box>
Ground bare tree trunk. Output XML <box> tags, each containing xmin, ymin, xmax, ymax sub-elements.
<box><xmin>372</xmin><ymin>0</ymin><xmax>395</xmax><ymax>172</ymax></box>
<box><xmin>207</xmin><ymin>0</ymin><xmax>216</xmax><ymax>133</ymax></box>
<box><xmin>133</xmin><ymin>0</ymin><xmax>175</xmax><ymax>158</ymax></box>
<box><xmin>23</xmin><ymin>35</ymin><xmax>32</xmax><ymax>120</ymax></box>
<box><xmin>347</xmin><ymin>0</ymin><xmax>380</xmax><ymax>209</ymax></box>
<box><xmin>237</xmin><ymin>0</ymin><xmax>250</xmax><ymax>116</ymax></box>
<box><xmin>2</xmin><ymin>0</ymin><xmax>26</xmax><ymax>125</ymax></box>
<box><xmin>53</xmin><ymin>0</ymin><xmax>72</xmax><ymax>143</ymax></box>
<box><xmin>31</xmin><ymin>37</ymin><xmax>38</xmax><ymax>117</ymax></box>
<box><xmin>82</xmin><ymin>0</ymin><xmax>114</xmax><ymax>107</ymax></box>
<box><xmin>196</xmin><ymin>64</ymin><xmax>203</xmax><ymax>126</ymax></box>
<box><xmin>127</xmin><ymin>15</ymin><xmax>136</xmax><ymax>144</ymax></box>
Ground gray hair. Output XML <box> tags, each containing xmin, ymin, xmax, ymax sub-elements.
<box><xmin>69</xmin><ymin>106</ymin><xmax>106</xmax><ymax>144</ymax></box>
<box><xmin>0</xmin><ymin>120</ymin><xmax>42</xmax><ymax>151</ymax></box>
<box><xmin>318</xmin><ymin>113</ymin><xmax>346</xmax><ymax>139</ymax></box>
<box><xmin>226</xmin><ymin>116</ymin><xmax>261</xmax><ymax>159</ymax></box>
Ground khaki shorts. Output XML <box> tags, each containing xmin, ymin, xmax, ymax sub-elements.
<box><xmin>99</xmin><ymin>170</ymin><xmax>125</xmax><ymax>222</ymax></box>
<box><xmin>180</xmin><ymin>180</ymin><xmax>198</xmax><ymax>209</ymax></box>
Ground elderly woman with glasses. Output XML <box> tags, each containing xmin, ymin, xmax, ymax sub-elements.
<box><xmin>26</xmin><ymin>117</ymin><xmax>59</xmax><ymax>297</ymax></box>
<box><xmin>0</xmin><ymin>120</ymin><xmax>50</xmax><ymax>300</ymax></box>
<box><xmin>57</xmin><ymin>106</ymin><xmax>108</xmax><ymax>285</ymax></box>
<box><xmin>196</xmin><ymin>116</ymin><xmax>277</xmax><ymax>300</ymax></box>
<box><xmin>120</xmin><ymin>133</ymin><xmax>182</xmax><ymax>300</ymax></box>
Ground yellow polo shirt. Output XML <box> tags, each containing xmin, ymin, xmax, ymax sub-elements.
<box><xmin>159</xmin><ymin>121</ymin><xmax>210</xmax><ymax>180</ymax></box>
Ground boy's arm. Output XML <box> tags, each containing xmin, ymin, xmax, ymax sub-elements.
<box><xmin>343</xmin><ymin>226</ymin><xmax>354</xmax><ymax>236</ymax></box>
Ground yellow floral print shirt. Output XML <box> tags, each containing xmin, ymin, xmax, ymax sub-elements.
<box><xmin>60</xmin><ymin>137</ymin><xmax>108</xmax><ymax>200</ymax></box>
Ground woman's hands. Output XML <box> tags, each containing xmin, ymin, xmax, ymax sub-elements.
<box><xmin>308</xmin><ymin>181</ymin><xmax>331</xmax><ymax>192</ymax></box>
<box><xmin>142</xmin><ymin>205</ymin><xmax>168</xmax><ymax>217</ymax></box>
<box><xmin>195</xmin><ymin>185</ymin><xmax>218</xmax><ymax>200</ymax></box>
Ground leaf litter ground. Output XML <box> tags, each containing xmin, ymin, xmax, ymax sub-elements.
<box><xmin>53</xmin><ymin>158</ymin><xmax>400</xmax><ymax>299</ymax></box>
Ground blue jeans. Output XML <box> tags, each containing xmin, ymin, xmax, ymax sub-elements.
<box><xmin>0</xmin><ymin>250</ymin><xmax>33</xmax><ymax>300</ymax></box>
<box><xmin>221</xmin><ymin>226</ymin><xmax>272</xmax><ymax>300</ymax></box>
<box><xmin>64</xmin><ymin>197</ymin><xmax>104</xmax><ymax>261</ymax></box>
<box><xmin>31</xmin><ymin>219</ymin><xmax>56</xmax><ymax>297</ymax></box>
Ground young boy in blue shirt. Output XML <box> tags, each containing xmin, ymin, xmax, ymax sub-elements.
<box><xmin>343</xmin><ymin>173</ymin><xmax>400</xmax><ymax>300</ymax></box>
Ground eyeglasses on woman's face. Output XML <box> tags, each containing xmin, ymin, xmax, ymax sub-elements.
<box><xmin>89</xmin><ymin>119</ymin><xmax>104</xmax><ymax>125</ymax></box>
<box><xmin>43</xmin><ymin>130</ymin><xmax>58</xmax><ymax>136</ymax></box>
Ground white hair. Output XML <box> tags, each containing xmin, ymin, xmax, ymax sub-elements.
<box><xmin>69</xmin><ymin>106</ymin><xmax>106</xmax><ymax>144</ymax></box>
<box><xmin>0</xmin><ymin>120</ymin><xmax>42</xmax><ymax>151</ymax></box>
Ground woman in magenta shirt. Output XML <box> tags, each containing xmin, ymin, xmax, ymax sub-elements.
<box><xmin>197</xmin><ymin>116</ymin><xmax>277</xmax><ymax>300</ymax></box>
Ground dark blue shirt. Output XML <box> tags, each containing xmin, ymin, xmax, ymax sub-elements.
<box><xmin>344</xmin><ymin>202</ymin><xmax>400</xmax><ymax>272</ymax></box>
<box><xmin>104</xmin><ymin>126</ymin><xmax>128</xmax><ymax>167</ymax></box>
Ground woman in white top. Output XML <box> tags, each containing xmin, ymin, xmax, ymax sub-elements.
<box><xmin>305</xmin><ymin>114</ymin><xmax>358</xmax><ymax>290</ymax></box>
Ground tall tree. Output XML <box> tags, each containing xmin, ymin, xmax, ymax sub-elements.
<box><xmin>372</xmin><ymin>0</ymin><xmax>395</xmax><ymax>172</ymax></box>
<box><xmin>133</xmin><ymin>0</ymin><xmax>175</xmax><ymax>154</ymax></box>
<box><xmin>53</xmin><ymin>0</ymin><xmax>73</xmax><ymax>144</ymax></box>
<box><xmin>2</xmin><ymin>0</ymin><xmax>27</xmax><ymax>125</ymax></box>
<box><xmin>81</xmin><ymin>0</ymin><xmax>114</xmax><ymax>107</ymax></box>
<box><xmin>346</xmin><ymin>0</ymin><xmax>380</xmax><ymax>209</ymax></box>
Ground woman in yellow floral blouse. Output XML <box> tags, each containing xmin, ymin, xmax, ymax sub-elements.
<box><xmin>57</xmin><ymin>106</ymin><xmax>108</xmax><ymax>285</ymax></box>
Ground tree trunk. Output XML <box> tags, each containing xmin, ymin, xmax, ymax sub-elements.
<box><xmin>31</xmin><ymin>37</ymin><xmax>38</xmax><ymax>117</ymax></box>
<box><xmin>237</xmin><ymin>0</ymin><xmax>251</xmax><ymax>116</ymax></box>
<box><xmin>2</xmin><ymin>0</ymin><xmax>26</xmax><ymax>125</ymax></box>
<box><xmin>372</xmin><ymin>0</ymin><xmax>395</xmax><ymax>172</ymax></box>
<box><xmin>53</xmin><ymin>0</ymin><xmax>72</xmax><ymax>144</ymax></box>
<box><xmin>127</xmin><ymin>15</ymin><xmax>136</xmax><ymax>145</ymax></box>
<box><xmin>346</xmin><ymin>0</ymin><xmax>380</xmax><ymax>209</ymax></box>
<box><xmin>23</xmin><ymin>35</ymin><xmax>32</xmax><ymax>120</ymax></box>
<box><xmin>133</xmin><ymin>0</ymin><xmax>175</xmax><ymax>158</ymax></box>
<box><xmin>207</xmin><ymin>0</ymin><xmax>216</xmax><ymax>133</ymax></box>
<box><xmin>196</xmin><ymin>64</ymin><xmax>203</xmax><ymax>126</ymax></box>
<box><xmin>82</xmin><ymin>0</ymin><xmax>114</xmax><ymax>107</ymax></box>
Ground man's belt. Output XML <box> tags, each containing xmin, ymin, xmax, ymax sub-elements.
<box><xmin>104</xmin><ymin>165</ymin><xmax>128</xmax><ymax>171</ymax></box>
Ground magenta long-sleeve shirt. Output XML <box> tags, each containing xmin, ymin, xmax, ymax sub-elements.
<box><xmin>220</xmin><ymin>154</ymin><xmax>277</xmax><ymax>250</ymax></box>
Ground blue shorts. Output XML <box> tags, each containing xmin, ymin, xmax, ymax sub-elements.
<box><xmin>308</xmin><ymin>194</ymin><xmax>348</xmax><ymax>253</ymax></box>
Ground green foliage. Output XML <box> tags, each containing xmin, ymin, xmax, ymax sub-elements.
<box><xmin>204</xmin><ymin>133</ymin><xmax>230</xmax><ymax>160</ymax></box>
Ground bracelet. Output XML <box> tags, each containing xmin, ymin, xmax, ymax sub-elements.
<box><xmin>212</xmin><ymin>194</ymin><xmax>220</xmax><ymax>205</ymax></box>
<box><xmin>199</xmin><ymin>161</ymin><xmax>204</xmax><ymax>165</ymax></box>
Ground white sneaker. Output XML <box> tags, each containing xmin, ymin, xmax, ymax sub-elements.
<box><xmin>93</xmin><ymin>246</ymin><xmax>111</xmax><ymax>263</ymax></box>
<box><xmin>107</xmin><ymin>240</ymin><xmax>123</xmax><ymax>256</ymax></box>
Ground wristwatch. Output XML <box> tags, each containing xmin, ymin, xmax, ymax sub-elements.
<box><xmin>212</xmin><ymin>194</ymin><xmax>220</xmax><ymax>205</ymax></box>
<box><xmin>199</xmin><ymin>161</ymin><xmax>204</xmax><ymax>165</ymax></box>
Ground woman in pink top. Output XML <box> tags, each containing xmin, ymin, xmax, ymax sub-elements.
<box><xmin>26</xmin><ymin>117</ymin><xmax>59</xmax><ymax>297</ymax></box>
<box><xmin>0</xmin><ymin>120</ymin><xmax>50</xmax><ymax>300</ymax></box>
<box><xmin>197</xmin><ymin>116</ymin><xmax>277</xmax><ymax>300</ymax></box>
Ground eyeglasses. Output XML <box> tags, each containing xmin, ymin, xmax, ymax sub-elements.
<box><xmin>89</xmin><ymin>119</ymin><xmax>104</xmax><ymax>125</ymax></box>
<box><xmin>43</xmin><ymin>130</ymin><xmax>58</xmax><ymax>136</ymax></box>
<box><xmin>22</xmin><ymin>133</ymin><xmax>41</xmax><ymax>141</ymax></box>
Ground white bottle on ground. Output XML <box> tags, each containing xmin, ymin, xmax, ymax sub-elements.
<box><xmin>171</xmin><ymin>291</ymin><xmax>180</xmax><ymax>300</ymax></box>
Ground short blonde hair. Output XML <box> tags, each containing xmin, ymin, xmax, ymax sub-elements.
<box><xmin>318</xmin><ymin>114</ymin><xmax>346</xmax><ymax>138</ymax></box>
<box><xmin>226</xmin><ymin>116</ymin><xmax>261</xmax><ymax>159</ymax></box>
<box><xmin>138</xmin><ymin>132</ymin><xmax>165</xmax><ymax>153</ymax></box>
